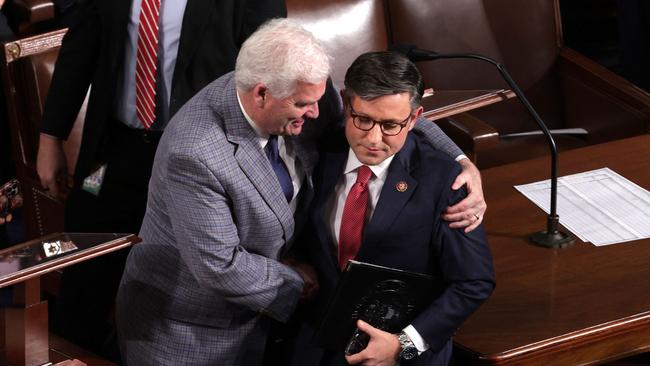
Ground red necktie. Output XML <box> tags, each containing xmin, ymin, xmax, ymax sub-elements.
<box><xmin>135</xmin><ymin>0</ymin><xmax>162</xmax><ymax>129</ymax></box>
<box><xmin>338</xmin><ymin>165</ymin><xmax>373</xmax><ymax>270</ymax></box>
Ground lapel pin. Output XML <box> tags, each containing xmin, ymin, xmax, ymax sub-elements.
<box><xmin>395</xmin><ymin>181</ymin><xmax>408</xmax><ymax>192</ymax></box>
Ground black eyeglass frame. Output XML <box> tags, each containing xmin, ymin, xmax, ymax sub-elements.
<box><xmin>347</xmin><ymin>102</ymin><xmax>414</xmax><ymax>136</ymax></box>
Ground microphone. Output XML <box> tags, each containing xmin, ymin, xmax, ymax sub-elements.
<box><xmin>388</xmin><ymin>44</ymin><xmax>440</xmax><ymax>62</ymax></box>
<box><xmin>390</xmin><ymin>43</ymin><xmax>574</xmax><ymax>248</ymax></box>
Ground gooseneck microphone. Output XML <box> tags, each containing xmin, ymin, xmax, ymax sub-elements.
<box><xmin>390</xmin><ymin>43</ymin><xmax>573</xmax><ymax>248</ymax></box>
<box><xmin>388</xmin><ymin>44</ymin><xmax>442</xmax><ymax>62</ymax></box>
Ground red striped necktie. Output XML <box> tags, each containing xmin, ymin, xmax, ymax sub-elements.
<box><xmin>135</xmin><ymin>0</ymin><xmax>162</xmax><ymax>129</ymax></box>
<box><xmin>338</xmin><ymin>165</ymin><xmax>373</xmax><ymax>270</ymax></box>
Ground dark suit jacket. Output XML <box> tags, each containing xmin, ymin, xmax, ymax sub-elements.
<box><xmin>292</xmin><ymin>131</ymin><xmax>496</xmax><ymax>366</ymax></box>
<box><xmin>40</xmin><ymin>0</ymin><xmax>286</xmax><ymax>184</ymax></box>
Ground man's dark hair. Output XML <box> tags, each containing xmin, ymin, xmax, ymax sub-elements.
<box><xmin>344</xmin><ymin>51</ymin><xmax>424</xmax><ymax>110</ymax></box>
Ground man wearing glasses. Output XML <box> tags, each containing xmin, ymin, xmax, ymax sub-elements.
<box><xmin>290</xmin><ymin>51</ymin><xmax>495</xmax><ymax>366</ymax></box>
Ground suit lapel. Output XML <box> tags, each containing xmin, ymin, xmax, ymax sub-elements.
<box><xmin>115</xmin><ymin>0</ymin><xmax>132</xmax><ymax>35</ymax></box>
<box><xmin>221</xmin><ymin>80</ymin><xmax>295</xmax><ymax>242</ymax></box>
<box><xmin>313</xmin><ymin>150</ymin><xmax>348</xmax><ymax>273</ymax></box>
<box><xmin>286</xmin><ymin>136</ymin><xmax>318</xmax><ymax>183</ymax></box>
<box><xmin>285</xmin><ymin>136</ymin><xmax>318</xmax><ymax>208</ymax></box>
<box><xmin>171</xmin><ymin>0</ymin><xmax>214</xmax><ymax>90</ymax></box>
<box><xmin>284</xmin><ymin>137</ymin><xmax>317</xmax><ymax>241</ymax></box>
<box><xmin>360</xmin><ymin>138</ymin><xmax>419</xmax><ymax>259</ymax></box>
<box><xmin>112</xmin><ymin>0</ymin><xmax>133</xmax><ymax>71</ymax></box>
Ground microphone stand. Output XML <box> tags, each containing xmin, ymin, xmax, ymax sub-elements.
<box><xmin>421</xmin><ymin>52</ymin><xmax>574</xmax><ymax>248</ymax></box>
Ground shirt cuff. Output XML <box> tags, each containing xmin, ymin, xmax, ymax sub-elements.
<box><xmin>455</xmin><ymin>154</ymin><xmax>468</xmax><ymax>162</ymax></box>
<box><xmin>403</xmin><ymin>324</ymin><xmax>430</xmax><ymax>354</ymax></box>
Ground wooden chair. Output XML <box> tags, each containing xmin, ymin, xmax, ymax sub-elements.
<box><xmin>387</xmin><ymin>0</ymin><xmax>650</xmax><ymax>168</ymax></box>
<box><xmin>0</xmin><ymin>28</ymin><xmax>86</xmax><ymax>240</ymax></box>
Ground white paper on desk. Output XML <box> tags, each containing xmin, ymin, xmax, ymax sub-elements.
<box><xmin>515</xmin><ymin>168</ymin><xmax>650</xmax><ymax>246</ymax></box>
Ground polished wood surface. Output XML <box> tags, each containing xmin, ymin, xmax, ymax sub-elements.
<box><xmin>0</xmin><ymin>233</ymin><xmax>139</xmax><ymax>366</ymax></box>
<box><xmin>421</xmin><ymin>89</ymin><xmax>515</xmax><ymax>121</ymax></box>
<box><xmin>0</xmin><ymin>332</ymin><xmax>115</xmax><ymax>366</ymax></box>
<box><xmin>0</xmin><ymin>233</ymin><xmax>139</xmax><ymax>288</ymax></box>
<box><xmin>49</xmin><ymin>333</ymin><xmax>117</xmax><ymax>366</ymax></box>
<box><xmin>454</xmin><ymin>135</ymin><xmax>650</xmax><ymax>365</ymax></box>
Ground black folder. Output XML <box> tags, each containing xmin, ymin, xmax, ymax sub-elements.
<box><xmin>313</xmin><ymin>260</ymin><xmax>444</xmax><ymax>352</ymax></box>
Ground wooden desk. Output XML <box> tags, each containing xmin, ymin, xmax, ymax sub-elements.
<box><xmin>0</xmin><ymin>233</ymin><xmax>139</xmax><ymax>366</ymax></box>
<box><xmin>454</xmin><ymin>135</ymin><xmax>650</xmax><ymax>365</ymax></box>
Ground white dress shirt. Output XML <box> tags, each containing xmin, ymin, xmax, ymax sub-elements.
<box><xmin>328</xmin><ymin>150</ymin><xmax>393</xmax><ymax>246</ymax></box>
<box><xmin>328</xmin><ymin>149</ymin><xmax>430</xmax><ymax>354</ymax></box>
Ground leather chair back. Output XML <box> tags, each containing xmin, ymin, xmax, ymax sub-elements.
<box><xmin>387</xmin><ymin>0</ymin><xmax>649</xmax><ymax>167</ymax></box>
<box><xmin>388</xmin><ymin>0</ymin><xmax>565</xmax><ymax>133</ymax></box>
<box><xmin>287</xmin><ymin>0</ymin><xmax>390</xmax><ymax>89</ymax></box>
<box><xmin>4</xmin><ymin>0</ymin><xmax>57</xmax><ymax>36</ymax></box>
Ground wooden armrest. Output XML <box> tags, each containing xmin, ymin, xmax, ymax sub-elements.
<box><xmin>500</xmin><ymin>127</ymin><xmax>588</xmax><ymax>138</ymax></box>
<box><xmin>435</xmin><ymin>112</ymin><xmax>499</xmax><ymax>161</ymax></box>
<box><xmin>559</xmin><ymin>47</ymin><xmax>650</xmax><ymax>115</ymax></box>
<box><xmin>558</xmin><ymin>47</ymin><xmax>650</xmax><ymax>142</ymax></box>
<box><xmin>7</xmin><ymin>0</ymin><xmax>56</xmax><ymax>27</ymax></box>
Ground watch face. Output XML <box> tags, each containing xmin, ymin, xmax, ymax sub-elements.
<box><xmin>401</xmin><ymin>346</ymin><xmax>418</xmax><ymax>360</ymax></box>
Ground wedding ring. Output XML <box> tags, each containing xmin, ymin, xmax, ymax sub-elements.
<box><xmin>473</xmin><ymin>214</ymin><xmax>480</xmax><ymax>221</ymax></box>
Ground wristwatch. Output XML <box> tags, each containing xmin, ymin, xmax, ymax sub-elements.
<box><xmin>398</xmin><ymin>331</ymin><xmax>418</xmax><ymax>360</ymax></box>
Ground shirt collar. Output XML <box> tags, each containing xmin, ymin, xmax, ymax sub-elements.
<box><xmin>237</xmin><ymin>90</ymin><xmax>270</xmax><ymax>147</ymax></box>
<box><xmin>343</xmin><ymin>148</ymin><xmax>394</xmax><ymax>180</ymax></box>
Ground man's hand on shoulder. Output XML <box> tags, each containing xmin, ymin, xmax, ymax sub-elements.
<box><xmin>442</xmin><ymin>158</ymin><xmax>486</xmax><ymax>233</ymax></box>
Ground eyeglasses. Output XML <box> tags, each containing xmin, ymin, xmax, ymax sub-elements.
<box><xmin>348</xmin><ymin>104</ymin><xmax>413</xmax><ymax>136</ymax></box>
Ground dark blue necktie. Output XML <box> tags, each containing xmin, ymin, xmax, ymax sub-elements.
<box><xmin>266</xmin><ymin>135</ymin><xmax>294</xmax><ymax>203</ymax></box>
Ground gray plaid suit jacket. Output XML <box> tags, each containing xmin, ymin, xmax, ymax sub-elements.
<box><xmin>116</xmin><ymin>72</ymin><xmax>315</xmax><ymax>365</ymax></box>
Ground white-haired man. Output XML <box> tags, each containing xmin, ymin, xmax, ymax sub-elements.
<box><xmin>116</xmin><ymin>18</ymin><xmax>329</xmax><ymax>366</ymax></box>
<box><xmin>116</xmin><ymin>18</ymin><xmax>483</xmax><ymax>365</ymax></box>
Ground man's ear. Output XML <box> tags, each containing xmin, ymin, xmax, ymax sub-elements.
<box><xmin>407</xmin><ymin>106</ymin><xmax>424</xmax><ymax>131</ymax></box>
<box><xmin>253</xmin><ymin>84</ymin><xmax>268</xmax><ymax>107</ymax></box>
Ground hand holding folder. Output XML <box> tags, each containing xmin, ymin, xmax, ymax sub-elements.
<box><xmin>313</xmin><ymin>260</ymin><xmax>443</xmax><ymax>353</ymax></box>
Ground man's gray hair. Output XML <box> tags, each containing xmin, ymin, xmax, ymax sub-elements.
<box><xmin>235</xmin><ymin>18</ymin><xmax>331</xmax><ymax>99</ymax></box>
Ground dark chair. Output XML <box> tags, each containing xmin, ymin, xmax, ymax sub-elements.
<box><xmin>290</xmin><ymin>0</ymin><xmax>650</xmax><ymax>168</ymax></box>
<box><xmin>287</xmin><ymin>0</ymin><xmax>391</xmax><ymax>89</ymax></box>
<box><xmin>387</xmin><ymin>0</ymin><xmax>650</xmax><ymax>168</ymax></box>
<box><xmin>0</xmin><ymin>28</ymin><xmax>86</xmax><ymax>240</ymax></box>
<box><xmin>4</xmin><ymin>0</ymin><xmax>57</xmax><ymax>36</ymax></box>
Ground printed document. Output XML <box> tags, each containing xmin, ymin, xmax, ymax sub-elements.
<box><xmin>515</xmin><ymin>168</ymin><xmax>650</xmax><ymax>246</ymax></box>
